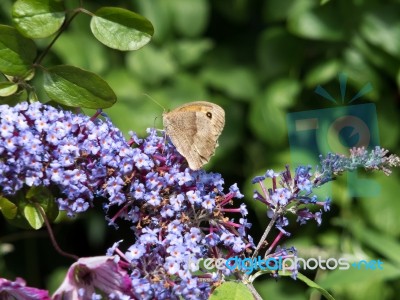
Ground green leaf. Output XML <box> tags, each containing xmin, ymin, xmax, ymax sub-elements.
<box><xmin>173</xmin><ymin>39</ymin><xmax>213</xmax><ymax>67</ymax></box>
<box><xmin>257</xmin><ymin>28</ymin><xmax>305</xmax><ymax>81</ymax></box>
<box><xmin>351</xmin><ymin>34</ymin><xmax>399</xmax><ymax>78</ymax></box>
<box><xmin>360</xmin><ymin>6</ymin><xmax>400</xmax><ymax>60</ymax></box>
<box><xmin>0</xmin><ymin>196</ymin><xmax>18</xmax><ymax>219</ymax></box>
<box><xmin>0</xmin><ymin>89</ymin><xmax>28</xmax><ymax>106</ymax></box>
<box><xmin>126</xmin><ymin>45</ymin><xmax>176</xmax><ymax>85</ymax></box>
<box><xmin>90</xmin><ymin>7</ymin><xmax>154</xmax><ymax>51</ymax></box>
<box><xmin>296</xmin><ymin>272</ymin><xmax>335</xmax><ymax>300</ymax></box>
<box><xmin>318</xmin><ymin>260</ymin><xmax>400</xmax><ymax>288</ymax></box>
<box><xmin>304</xmin><ymin>59</ymin><xmax>342</xmax><ymax>87</ymax></box>
<box><xmin>397</xmin><ymin>69</ymin><xmax>400</xmax><ymax>90</ymax></box>
<box><xmin>51</xmin><ymin>30</ymin><xmax>108</xmax><ymax>74</ymax></box>
<box><xmin>135</xmin><ymin>0</ymin><xmax>172</xmax><ymax>43</ymax></box>
<box><xmin>0</xmin><ymin>25</ymin><xmax>36</xmax><ymax>76</ymax></box>
<box><xmin>169</xmin><ymin>0</ymin><xmax>209</xmax><ymax>37</ymax></box>
<box><xmin>12</xmin><ymin>0</ymin><xmax>65</xmax><ymax>39</ymax></box>
<box><xmin>26</xmin><ymin>186</ymin><xmax>58</xmax><ymax>222</ymax></box>
<box><xmin>288</xmin><ymin>2</ymin><xmax>349</xmax><ymax>41</ymax></box>
<box><xmin>23</xmin><ymin>203</ymin><xmax>44</xmax><ymax>229</ymax></box>
<box><xmin>0</xmin><ymin>82</ymin><xmax>18</xmax><ymax>96</ymax></box>
<box><xmin>342</xmin><ymin>48</ymin><xmax>381</xmax><ymax>101</ymax></box>
<box><xmin>359</xmin><ymin>174</ymin><xmax>400</xmax><ymax>237</ymax></box>
<box><xmin>263</xmin><ymin>0</ymin><xmax>315</xmax><ymax>22</ymax></box>
<box><xmin>209</xmin><ymin>282</ymin><xmax>253</xmax><ymax>300</ymax></box>
<box><xmin>200</xmin><ymin>66</ymin><xmax>258</xmax><ymax>101</ymax></box>
<box><xmin>43</xmin><ymin>65</ymin><xmax>117</xmax><ymax>108</ymax></box>
<box><xmin>249</xmin><ymin>79</ymin><xmax>300</xmax><ymax>145</ymax></box>
<box><xmin>346</xmin><ymin>221</ymin><xmax>400</xmax><ymax>265</ymax></box>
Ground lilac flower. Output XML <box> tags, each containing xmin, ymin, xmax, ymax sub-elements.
<box><xmin>252</xmin><ymin>148</ymin><xmax>400</xmax><ymax>234</ymax></box>
<box><xmin>250</xmin><ymin>149</ymin><xmax>400</xmax><ymax>279</ymax></box>
<box><xmin>125</xmin><ymin>244</ymin><xmax>146</xmax><ymax>260</ymax></box>
<box><xmin>0</xmin><ymin>102</ymin><xmax>251</xmax><ymax>299</ymax></box>
<box><xmin>271</xmin><ymin>188</ymin><xmax>292</xmax><ymax>206</ymax></box>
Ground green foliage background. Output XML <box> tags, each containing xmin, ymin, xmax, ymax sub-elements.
<box><xmin>0</xmin><ymin>0</ymin><xmax>400</xmax><ymax>299</ymax></box>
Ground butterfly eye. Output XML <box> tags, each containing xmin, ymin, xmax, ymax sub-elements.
<box><xmin>206</xmin><ymin>112</ymin><xmax>212</xmax><ymax>119</ymax></box>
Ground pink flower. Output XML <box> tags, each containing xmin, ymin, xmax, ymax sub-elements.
<box><xmin>0</xmin><ymin>277</ymin><xmax>50</xmax><ymax>299</ymax></box>
<box><xmin>52</xmin><ymin>256</ymin><xmax>133</xmax><ymax>299</ymax></box>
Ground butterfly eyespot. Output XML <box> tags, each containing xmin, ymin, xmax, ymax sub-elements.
<box><xmin>206</xmin><ymin>112</ymin><xmax>212</xmax><ymax>119</ymax></box>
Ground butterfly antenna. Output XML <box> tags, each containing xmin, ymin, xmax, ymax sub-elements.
<box><xmin>143</xmin><ymin>93</ymin><xmax>168</xmax><ymax>154</ymax></box>
<box><xmin>143</xmin><ymin>93</ymin><xmax>166</xmax><ymax>111</ymax></box>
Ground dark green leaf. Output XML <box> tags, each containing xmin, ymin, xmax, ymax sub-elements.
<box><xmin>12</xmin><ymin>0</ymin><xmax>65</xmax><ymax>38</ymax></box>
<box><xmin>0</xmin><ymin>25</ymin><xmax>36</xmax><ymax>76</ymax></box>
<box><xmin>257</xmin><ymin>28</ymin><xmax>305</xmax><ymax>81</ymax></box>
<box><xmin>0</xmin><ymin>82</ymin><xmax>18</xmax><ymax>96</ymax></box>
<box><xmin>209</xmin><ymin>282</ymin><xmax>253</xmax><ymax>300</ymax></box>
<box><xmin>0</xmin><ymin>196</ymin><xmax>18</xmax><ymax>219</ymax></box>
<box><xmin>397</xmin><ymin>69</ymin><xmax>400</xmax><ymax>90</ymax></box>
<box><xmin>90</xmin><ymin>7</ymin><xmax>154</xmax><ymax>51</ymax></box>
<box><xmin>263</xmin><ymin>0</ymin><xmax>294</xmax><ymax>22</ymax></box>
<box><xmin>43</xmin><ymin>65</ymin><xmax>117</xmax><ymax>108</ymax></box>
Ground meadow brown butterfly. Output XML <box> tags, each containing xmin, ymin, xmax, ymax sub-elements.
<box><xmin>163</xmin><ymin>101</ymin><xmax>225</xmax><ymax>170</ymax></box>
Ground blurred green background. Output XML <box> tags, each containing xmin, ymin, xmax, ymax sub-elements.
<box><xmin>1</xmin><ymin>0</ymin><xmax>400</xmax><ymax>299</ymax></box>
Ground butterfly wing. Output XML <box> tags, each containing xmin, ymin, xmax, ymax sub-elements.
<box><xmin>163</xmin><ymin>101</ymin><xmax>225</xmax><ymax>170</ymax></box>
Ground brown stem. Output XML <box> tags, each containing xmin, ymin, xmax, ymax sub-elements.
<box><xmin>246</xmin><ymin>283</ymin><xmax>263</xmax><ymax>300</ymax></box>
<box><xmin>34</xmin><ymin>203</ymin><xmax>79</xmax><ymax>261</ymax></box>
<box><xmin>251</xmin><ymin>212</ymin><xmax>279</xmax><ymax>259</ymax></box>
<box><xmin>34</xmin><ymin>9</ymin><xmax>81</xmax><ymax>65</ymax></box>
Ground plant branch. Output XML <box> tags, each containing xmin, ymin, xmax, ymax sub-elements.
<box><xmin>34</xmin><ymin>203</ymin><xmax>78</xmax><ymax>261</ymax></box>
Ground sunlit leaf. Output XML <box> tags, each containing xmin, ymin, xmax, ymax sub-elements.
<box><xmin>0</xmin><ymin>82</ymin><xmax>18</xmax><ymax>97</ymax></box>
<box><xmin>0</xmin><ymin>196</ymin><xmax>18</xmax><ymax>219</ymax></box>
<box><xmin>90</xmin><ymin>7</ymin><xmax>153</xmax><ymax>51</ymax></box>
<box><xmin>209</xmin><ymin>282</ymin><xmax>253</xmax><ymax>300</ymax></box>
<box><xmin>12</xmin><ymin>0</ymin><xmax>65</xmax><ymax>38</ymax></box>
<box><xmin>23</xmin><ymin>203</ymin><xmax>44</xmax><ymax>229</ymax></box>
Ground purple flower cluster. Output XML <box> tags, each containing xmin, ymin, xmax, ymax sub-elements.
<box><xmin>250</xmin><ymin>147</ymin><xmax>399</xmax><ymax>279</ymax></box>
<box><xmin>0</xmin><ymin>101</ymin><xmax>122</xmax><ymax>215</ymax></box>
<box><xmin>0</xmin><ymin>102</ymin><xmax>252</xmax><ymax>299</ymax></box>
<box><xmin>252</xmin><ymin>146</ymin><xmax>400</xmax><ymax>237</ymax></box>
<box><xmin>253</xmin><ymin>165</ymin><xmax>330</xmax><ymax>237</ymax></box>
<box><xmin>317</xmin><ymin>146</ymin><xmax>400</xmax><ymax>181</ymax></box>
